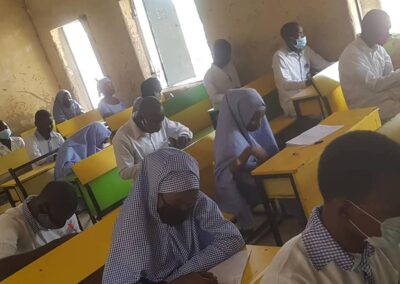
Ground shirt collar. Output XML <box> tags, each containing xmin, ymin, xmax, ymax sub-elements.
<box><xmin>284</xmin><ymin>46</ymin><xmax>304</xmax><ymax>56</ymax></box>
<box><xmin>356</xmin><ymin>36</ymin><xmax>380</xmax><ymax>52</ymax></box>
<box><xmin>22</xmin><ymin>196</ymin><xmax>42</xmax><ymax>234</ymax></box>
<box><xmin>302</xmin><ymin>207</ymin><xmax>375</xmax><ymax>272</ymax></box>
<box><xmin>35</xmin><ymin>130</ymin><xmax>56</xmax><ymax>141</ymax></box>
<box><xmin>129</xmin><ymin>115</ymin><xmax>146</xmax><ymax>140</ymax></box>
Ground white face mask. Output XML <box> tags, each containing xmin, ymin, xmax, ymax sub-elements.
<box><xmin>348</xmin><ymin>201</ymin><xmax>400</xmax><ymax>248</ymax></box>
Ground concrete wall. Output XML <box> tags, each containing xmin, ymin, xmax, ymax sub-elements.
<box><xmin>0</xmin><ymin>0</ymin><xmax>59</xmax><ymax>134</ymax></box>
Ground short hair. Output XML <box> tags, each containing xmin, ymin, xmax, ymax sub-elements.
<box><xmin>280</xmin><ymin>22</ymin><xmax>300</xmax><ymax>39</ymax></box>
<box><xmin>35</xmin><ymin>109</ymin><xmax>51</xmax><ymax>123</ymax></box>
<box><xmin>40</xmin><ymin>181</ymin><xmax>78</xmax><ymax>214</ymax></box>
<box><xmin>137</xmin><ymin>96</ymin><xmax>162</xmax><ymax>115</ymax></box>
<box><xmin>213</xmin><ymin>39</ymin><xmax>231</xmax><ymax>53</ymax></box>
<box><xmin>361</xmin><ymin>9</ymin><xmax>390</xmax><ymax>34</ymax></box>
<box><xmin>140</xmin><ymin>77</ymin><xmax>161</xmax><ymax>98</ymax></box>
<box><xmin>318</xmin><ymin>131</ymin><xmax>400</xmax><ymax>202</ymax></box>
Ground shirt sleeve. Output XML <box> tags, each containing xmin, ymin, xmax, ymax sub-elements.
<box><xmin>164</xmin><ymin>118</ymin><xmax>193</xmax><ymax>140</ymax></box>
<box><xmin>308</xmin><ymin>48</ymin><xmax>332</xmax><ymax>72</ymax></box>
<box><xmin>25</xmin><ymin>137</ymin><xmax>43</xmax><ymax>166</ymax></box>
<box><xmin>204</xmin><ymin>75</ymin><xmax>225</xmax><ymax>108</ymax></box>
<box><xmin>0</xmin><ymin>217</ymin><xmax>20</xmax><ymax>260</ymax></box>
<box><xmin>113</xmin><ymin>134</ymin><xmax>141</xmax><ymax>180</ymax></box>
<box><xmin>272</xmin><ymin>52</ymin><xmax>307</xmax><ymax>91</ymax></box>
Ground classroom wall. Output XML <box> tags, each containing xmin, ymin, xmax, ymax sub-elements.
<box><xmin>0</xmin><ymin>0</ymin><xmax>59</xmax><ymax>134</ymax></box>
<box><xmin>195</xmin><ymin>0</ymin><xmax>358</xmax><ymax>83</ymax></box>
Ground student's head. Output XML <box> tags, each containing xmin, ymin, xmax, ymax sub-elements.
<box><xmin>31</xmin><ymin>181</ymin><xmax>78</xmax><ymax>229</ymax></box>
<box><xmin>140</xmin><ymin>77</ymin><xmax>162</xmax><ymax>100</ymax></box>
<box><xmin>0</xmin><ymin>120</ymin><xmax>11</xmax><ymax>140</ymax></box>
<box><xmin>319</xmin><ymin>131</ymin><xmax>400</xmax><ymax>241</ymax></box>
<box><xmin>280</xmin><ymin>22</ymin><xmax>307</xmax><ymax>51</ymax></box>
<box><xmin>57</xmin><ymin>90</ymin><xmax>73</xmax><ymax>108</ymax></box>
<box><xmin>213</xmin><ymin>39</ymin><xmax>231</xmax><ymax>68</ymax></box>
<box><xmin>97</xmin><ymin>77</ymin><xmax>115</xmax><ymax>98</ymax></box>
<box><xmin>361</xmin><ymin>9</ymin><xmax>391</xmax><ymax>46</ymax></box>
<box><xmin>35</xmin><ymin>110</ymin><xmax>53</xmax><ymax>138</ymax></box>
<box><xmin>246</xmin><ymin>109</ymin><xmax>266</xmax><ymax>132</ymax></box>
<box><xmin>135</xmin><ymin>97</ymin><xmax>165</xmax><ymax>133</ymax></box>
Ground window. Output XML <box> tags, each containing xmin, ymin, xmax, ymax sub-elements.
<box><xmin>381</xmin><ymin>0</ymin><xmax>400</xmax><ymax>33</ymax></box>
<box><xmin>132</xmin><ymin>0</ymin><xmax>212</xmax><ymax>87</ymax></box>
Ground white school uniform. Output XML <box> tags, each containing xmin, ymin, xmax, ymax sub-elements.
<box><xmin>0</xmin><ymin>137</ymin><xmax>25</xmax><ymax>157</ymax></box>
<box><xmin>25</xmin><ymin>130</ymin><xmax>64</xmax><ymax>167</ymax></box>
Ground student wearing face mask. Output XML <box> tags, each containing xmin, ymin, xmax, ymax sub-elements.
<box><xmin>0</xmin><ymin>120</ymin><xmax>25</xmax><ymax>157</ymax></box>
<box><xmin>103</xmin><ymin>148</ymin><xmax>244</xmax><ymax>284</ymax></box>
<box><xmin>272</xmin><ymin>22</ymin><xmax>331</xmax><ymax>117</ymax></box>
<box><xmin>52</xmin><ymin>89</ymin><xmax>85</xmax><ymax>124</ymax></box>
<box><xmin>261</xmin><ymin>131</ymin><xmax>400</xmax><ymax>284</ymax></box>
<box><xmin>113</xmin><ymin>96</ymin><xmax>192</xmax><ymax>180</ymax></box>
<box><xmin>0</xmin><ymin>181</ymin><xmax>80</xmax><ymax>280</ymax></box>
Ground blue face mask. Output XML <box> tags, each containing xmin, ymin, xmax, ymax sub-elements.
<box><xmin>294</xmin><ymin>36</ymin><xmax>307</xmax><ymax>50</ymax></box>
<box><xmin>0</xmin><ymin>128</ymin><xmax>11</xmax><ymax>140</ymax></box>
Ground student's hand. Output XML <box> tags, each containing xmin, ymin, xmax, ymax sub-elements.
<box><xmin>170</xmin><ymin>272</ymin><xmax>218</xmax><ymax>284</ymax></box>
<box><xmin>251</xmin><ymin>146</ymin><xmax>269</xmax><ymax>164</ymax></box>
<box><xmin>176</xmin><ymin>135</ymin><xmax>191</xmax><ymax>149</ymax></box>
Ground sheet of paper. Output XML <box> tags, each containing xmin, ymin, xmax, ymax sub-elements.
<box><xmin>286</xmin><ymin>124</ymin><xmax>344</xmax><ymax>146</ymax></box>
<box><xmin>208</xmin><ymin>250</ymin><xmax>251</xmax><ymax>284</ymax></box>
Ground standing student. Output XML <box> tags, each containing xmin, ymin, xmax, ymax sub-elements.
<box><xmin>214</xmin><ymin>88</ymin><xmax>279</xmax><ymax>232</ymax></box>
<box><xmin>261</xmin><ymin>131</ymin><xmax>400</xmax><ymax>283</ymax></box>
<box><xmin>272</xmin><ymin>22</ymin><xmax>331</xmax><ymax>117</ymax></box>
<box><xmin>54</xmin><ymin>122</ymin><xmax>111</xmax><ymax>180</ymax></box>
<box><xmin>0</xmin><ymin>121</ymin><xmax>25</xmax><ymax>157</ymax></box>
<box><xmin>53</xmin><ymin>90</ymin><xmax>85</xmax><ymax>124</ymax></box>
<box><xmin>204</xmin><ymin>39</ymin><xmax>241</xmax><ymax>109</ymax></box>
<box><xmin>103</xmin><ymin>148</ymin><xmax>244</xmax><ymax>284</ymax></box>
<box><xmin>25</xmin><ymin>110</ymin><xmax>64</xmax><ymax>166</ymax></box>
<box><xmin>113</xmin><ymin>97</ymin><xmax>192</xmax><ymax>180</ymax></box>
<box><xmin>97</xmin><ymin>77</ymin><xmax>126</xmax><ymax>118</ymax></box>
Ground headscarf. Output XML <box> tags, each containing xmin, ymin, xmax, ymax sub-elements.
<box><xmin>53</xmin><ymin>90</ymin><xmax>84</xmax><ymax>124</ymax></box>
<box><xmin>102</xmin><ymin>148</ymin><xmax>244</xmax><ymax>284</ymax></box>
<box><xmin>54</xmin><ymin>122</ymin><xmax>111</xmax><ymax>180</ymax></box>
<box><xmin>214</xmin><ymin>88</ymin><xmax>279</xmax><ymax>213</ymax></box>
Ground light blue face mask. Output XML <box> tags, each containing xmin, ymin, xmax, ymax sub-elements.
<box><xmin>294</xmin><ymin>36</ymin><xmax>307</xmax><ymax>50</ymax></box>
<box><xmin>348</xmin><ymin>201</ymin><xmax>400</xmax><ymax>248</ymax></box>
<box><xmin>0</xmin><ymin>128</ymin><xmax>11</xmax><ymax>140</ymax></box>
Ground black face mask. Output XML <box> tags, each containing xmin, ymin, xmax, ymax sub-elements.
<box><xmin>158</xmin><ymin>195</ymin><xmax>193</xmax><ymax>226</ymax></box>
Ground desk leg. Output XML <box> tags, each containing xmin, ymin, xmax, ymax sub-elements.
<box><xmin>288</xmin><ymin>175</ymin><xmax>307</xmax><ymax>227</ymax></box>
<box><xmin>9</xmin><ymin>169</ymin><xmax>28</xmax><ymax>199</ymax></box>
<box><xmin>3</xmin><ymin>189</ymin><xmax>16</xmax><ymax>207</ymax></box>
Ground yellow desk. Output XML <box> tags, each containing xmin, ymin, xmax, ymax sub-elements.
<box><xmin>56</xmin><ymin>110</ymin><xmax>103</xmax><ymax>138</ymax></box>
<box><xmin>291</xmin><ymin>85</ymin><xmax>324</xmax><ymax>117</ymax></box>
<box><xmin>252</xmin><ymin>108</ymin><xmax>381</xmax><ymax>219</ymax></box>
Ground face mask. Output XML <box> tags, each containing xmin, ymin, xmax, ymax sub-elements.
<box><xmin>158</xmin><ymin>196</ymin><xmax>193</xmax><ymax>226</ymax></box>
<box><xmin>348</xmin><ymin>201</ymin><xmax>400</xmax><ymax>248</ymax></box>
<box><xmin>294</xmin><ymin>36</ymin><xmax>307</xmax><ymax>50</ymax></box>
<box><xmin>37</xmin><ymin>213</ymin><xmax>59</xmax><ymax>230</ymax></box>
<box><xmin>0</xmin><ymin>128</ymin><xmax>11</xmax><ymax>140</ymax></box>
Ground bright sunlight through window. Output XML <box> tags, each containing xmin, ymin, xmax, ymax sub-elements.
<box><xmin>381</xmin><ymin>0</ymin><xmax>400</xmax><ymax>33</ymax></box>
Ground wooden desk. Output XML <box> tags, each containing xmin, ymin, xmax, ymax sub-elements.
<box><xmin>291</xmin><ymin>85</ymin><xmax>324</xmax><ymax>117</ymax></box>
<box><xmin>56</xmin><ymin>110</ymin><xmax>103</xmax><ymax>138</ymax></box>
<box><xmin>252</xmin><ymin>108</ymin><xmax>381</xmax><ymax>220</ymax></box>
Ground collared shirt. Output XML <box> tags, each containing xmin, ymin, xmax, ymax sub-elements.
<box><xmin>339</xmin><ymin>37</ymin><xmax>400</xmax><ymax>123</ymax></box>
<box><xmin>261</xmin><ymin>207</ymin><xmax>400</xmax><ymax>284</ymax></box>
<box><xmin>0</xmin><ymin>137</ymin><xmax>25</xmax><ymax>157</ymax></box>
<box><xmin>203</xmin><ymin>61</ymin><xmax>241</xmax><ymax>109</ymax></box>
<box><xmin>25</xmin><ymin>130</ymin><xmax>64</xmax><ymax>167</ymax></box>
<box><xmin>112</xmin><ymin>116</ymin><xmax>193</xmax><ymax>180</ymax></box>
<box><xmin>272</xmin><ymin>46</ymin><xmax>331</xmax><ymax>117</ymax></box>
<box><xmin>0</xmin><ymin>196</ymin><xmax>80</xmax><ymax>259</ymax></box>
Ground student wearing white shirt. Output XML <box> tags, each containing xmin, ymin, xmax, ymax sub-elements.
<box><xmin>261</xmin><ymin>131</ymin><xmax>400</xmax><ymax>284</ymax></box>
<box><xmin>272</xmin><ymin>22</ymin><xmax>331</xmax><ymax>117</ymax></box>
<box><xmin>97</xmin><ymin>77</ymin><xmax>126</xmax><ymax>118</ymax></box>
<box><xmin>203</xmin><ymin>39</ymin><xmax>241</xmax><ymax>109</ymax></box>
<box><xmin>0</xmin><ymin>181</ymin><xmax>80</xmax><ymax>280</ymax></box>
<box><xmin>25</xmin><ymin>110</ymin><xmax>64</xmax><ymax>166</ymax></box>
<box><xmin>113</xmin><ymin>97</ymin><xmax>193</xmax><ymax>180</ymax></box>
<box><xmin>0</xmin><ymin>120</ymin><xmax>24</xmax><ymax>157</ymax></box>
<box><xmin>339</xmin><ymin>10</ymin><xmax>400</xmax><ymax>123</ymax></box>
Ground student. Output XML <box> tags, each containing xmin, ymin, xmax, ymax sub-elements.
<box><xmin>214</xmin><ymin>88</ymin><xmax>279</xmax><ymax>232</ymax></box>
<box><xmin>339</xmin><ymin>10</ymin><xmax>400</xmax><ymax>123</ymax></box>
<box><xmin>132</xmin><ymin>77</ymin><xmax>168</xmax><ymax>110</ymax></box>
<box><xmin>103</xmin><ymin>148</ymin><xmax>244</xmax><ymax>283</ymax></box>
<box><xmin>97</xmin><ymin>77</ymin><xmax>126</xmax><ymax>118</ymax></box>
<box><xmin>272</xmin><ymin>22</ymin><xmax>331</xmax><ymax>117</ymax></box>
<box><xmin>0</xmin><ymin>121</ymin><xmax>25</xmax><ymax>157</ymax></box>
<box><xmin>0</xmin><ymin>181</ymin><xmax>80</xmax><ymax>280</ymax></box>
<box><xmin>25</xmin><ymin>110</ymin><xmax>64</xmax><ymax>166</ymax></box>
<box><xmin>204</xmin><ymin>39</ymin><xmax>241</xmax><ymax>109</ymax></box>
<box><xmin>261</xmin><ymin>131</ymin><xmax>400</xmax><ymax>283</ymax></box>
<box><xmin>54</xmin><ymin>122</ymin><xmax>111</xmax><ymax>180</ymax></box>
<box><xmin>113</xmin><ymin>96</ymin><xmax>192</xmax><ymax>180</ymax></box>
<box><xmin>52</xmin><ymin>89</ymin><xmax>85</xmax><ymax>124</ymax></box>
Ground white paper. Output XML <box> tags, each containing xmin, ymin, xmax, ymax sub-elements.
<box><xmin>286</xmin><ymin>124</ymin><xmax>344</xmax><ymax>146</ymax></box>
<box><xmin>208</xmin><ymin>250</ymin><xmax>251</xmax><ymax>284</ymax></box>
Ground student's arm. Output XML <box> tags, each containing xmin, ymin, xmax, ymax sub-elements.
<box><xmin>272</xmin><ymin>53</ymin><xmax>307</xmax><ymax>91</ymax></box>
<box><xmin>113</xmin><ymin>136</ymin><xmax>141</xmax><ymax>180</ymax></box>
<box><xmin>308</xmin><ymin>47</ymin><xmax>331</xmax><ymax>72</ymax></box>
<box><xmin>25</xmin><ymin>138</ymin><xmax>46</xmax><ymax>167</ymax></box>
<box><xmin>204</xmin><ymin>77</ymin><xmax>225</xmax><ymax>108</ymax></box>
<box><xmin>164</xmin><ymin>118</ymin><xmax>193</xmax><ymax>140</ymax></box>
<box><xmin>166</xmin><ymin>194</ymin><xmax>245</xmax><ymax>282</ymax></box>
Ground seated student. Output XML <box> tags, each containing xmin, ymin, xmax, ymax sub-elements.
<box><xmin>25</xmin><ymin>110</ymin><xmax>64</xmax><ymax>166</ymax></box>
<box><xmin>52</xmin><ymin>89</ymin><xmax>85</xmax><ymax>124</ymax></box>
<box><xmin>0</xmin><ymin>120</ymin><xmax>25</xmax><ymax>157</ymax></box>
<box><xmin>340</xmin><ymin>10</ymin><xmax>400</xmax><ymax>123</ymax></box>
<box><xmin>214</xmin><ymin>88</ymin><xmax>279</xmax><ymax>232</ymax></box>
<box><xmin>272</xmin><ymin>22</ymin><xmax>331</xmax><ymax>117</ymax></box>
<box><xmin>261</xmin><ymin>131</ymin><xmax>400</xmax><ymax>283</ymax></box>
<box><xmin>132</xmin><ymin>77</ymin><xmax>168</xmax><ymax>110</ymax></box>
<box><xmin>0</xmin><ymin>181</ymin><xmax>80</xmax><ymax>280</ymax></box>
<box><xmin>103</xmin><ymin>148</ymin><xmax>244</xmax><ymax>283</ymax></box>
<box><xmin>204</xmin><ymin>39</ymin><xmax>241</xmax><ymax>109</ymax></box>
<box><xmin>54</xmin><ymin>122</ymin><xmax>111</xmax><ymax>180</ymax></box>
<box><xmin>113</xmin><ymin>96</ymin><xmax>192</xmax><ymax>180</ymax></box>
<box><xmin>97</xmin><ymin>77</ymin><xmax>126</xmax><ymax>118</ymax></box>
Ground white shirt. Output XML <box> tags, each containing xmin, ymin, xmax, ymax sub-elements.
<box><xmin>25</xmin><ymin>130</ymin><xmax>64</xmax><ymax>167</ymax></box>
<box><xmin>0</xmin><ymin>199</ymin><xmax>80</xmax><ymax>259</ymax></box>
<box><xmin>0</xmin><ymin>137</ymin><xmax>25</xmax><ymax>157</ymax></box>
<box><xmin>339</xmin><ymin>37</ymin><xmax>400</xmax><ymax>123</ymax></box>
<box><xmin>272</xmin><ymin>46</ymin><xmax>331</xmax><ymax>117</ymax></box>
<box><xmin>113</xmin><ymin>117</ymin><xmax>193</xmax><ymax>180</ymax></box>
<box><xmin>203</xmin><ymin>61</ymin><xmax>241</xmax><ymax>109</ymax></box>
